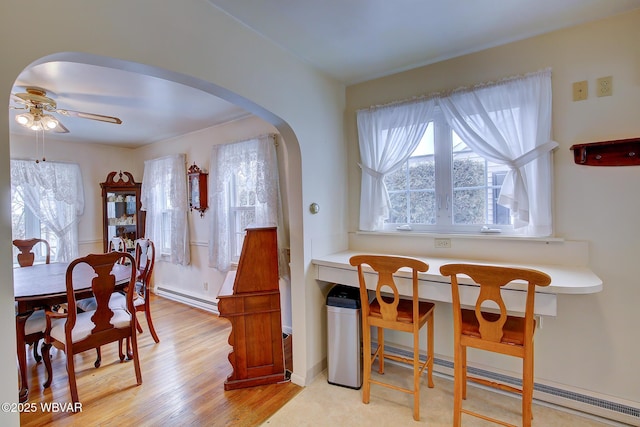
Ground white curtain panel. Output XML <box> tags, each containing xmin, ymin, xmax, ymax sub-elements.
<box><xmin>439</xmin><ymin>69</ymin><xmax>557</xmax><ymax>236</ymax></box>
<box><xmin>209</xmin><ymin>134</ymin><xmax>287</xmax><ymax>276</ymax></box>
<box><xmin>356</xmin><ymin>99</ymin><xmax>436</xmax><ymax>231</ymax></box>
<box><xmin>140</xmin><ymin>153</ymin><xmax>190</xmax><ymax>265</ymax></box>
<box><xmin>356</xmin><ymin>69</ymin><xmax>557</xmax><ymax>236</ymax></box>
<box><xmin>10</xmin><ymin>159</ymin><xmax>84</xmax><ymax>261</ymax></box>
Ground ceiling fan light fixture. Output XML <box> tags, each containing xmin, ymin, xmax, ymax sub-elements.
<box><xmin>41</xmin><ymin>114</ymin><xmax>58</xmax><ymax>130</ymax></box>
<box><xmin>15</xmin><ymin>112</ymin><xmax>34</xmax><ymax>127</ymax></box>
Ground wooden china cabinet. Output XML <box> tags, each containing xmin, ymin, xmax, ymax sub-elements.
<box><xmin>101</xmin><ymin>171</ymin><xmax>145</xmax><ymax>253</ymax></box>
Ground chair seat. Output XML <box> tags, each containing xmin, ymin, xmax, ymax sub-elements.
<box><xmin>460</xmin><ymin>309</ymin><xmax>532</xmax><ymax>346</ymax></box>
<box><xmin>77</xmin><ymin>292</ymin><xmax>139</xmax><ymax>312</ymax></box>
<box><xmin>25</xmin><ymin>310</ymin><xmax>47</xmax><ymax>336</ymax></box>
<box><xmin>370</xmin><ymin>297</ymin><xmax>434</xmax><ymax>324</ymax></box>
<box><xmin>110</xmin><ymin>291</ymin><xmax>145</xmax><ymax>309</ymax></box>
<box><xmin>50</xmin><ymin>309</ymin><xmax>131</xmax><ymax>344</ymax></box>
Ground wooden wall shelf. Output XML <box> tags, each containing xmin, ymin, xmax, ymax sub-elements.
<box><xmin>570</xmin><ymin>137</ymin><xmax>640</xmax><ymax>166</ymax></box>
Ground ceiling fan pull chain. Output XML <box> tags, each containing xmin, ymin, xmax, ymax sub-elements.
<box><xmin>34</xmin><ymin>132</ymin><xmax>39</xmax><ymax>163</ymax></box>
<box><xmin>41</xmin><ymin>129</ymin><xmax>46</xmax><ymax>162</ymax></box>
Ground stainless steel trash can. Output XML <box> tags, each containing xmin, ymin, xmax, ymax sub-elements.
<box><xmin>326</xmin><ymin>284</ymin><xmax>362</xmax><ymax>389</ymax></box>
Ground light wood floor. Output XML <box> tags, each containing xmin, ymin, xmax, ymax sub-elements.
<box><xmin>19</xmin><ymin>294</ymin><xmax>301</xmax><ymax>426</ymax></box>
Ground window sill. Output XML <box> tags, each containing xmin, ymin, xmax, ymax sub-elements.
<box><xmin>354</xmin><ymin>230</ymin><xmax>564</xmax><ymax>243</ymax></box>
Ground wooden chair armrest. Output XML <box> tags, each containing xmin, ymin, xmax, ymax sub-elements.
<box><xmin>45</xmin><ymin>310</ymin><xmax>68</xmax><ymax>319</ymax></box>
<box><xmin>44</xmin><ymin>310</ymin><xmax>68</xmax><ymax>335</ymax></box>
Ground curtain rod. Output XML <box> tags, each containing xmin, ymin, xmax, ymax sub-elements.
<box><xmin>357</xmin><ymin>68</ymin><xmax>551</xmax><ymax>113</ymax></box>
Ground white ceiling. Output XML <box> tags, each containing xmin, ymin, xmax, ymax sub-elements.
<box><xmin>9</xmin><ymin>62</ymin><xmax>250</xmax><ymax>149</ymax></box>
<box><xmin>9</xmin><ymin>0</ymin><xmax>640</xmax><ymax>148</ymax></box>
<box><xmin>209</xmin><ymin>0</ymin><xmax>640</xmax><ymax>84</ymax></box>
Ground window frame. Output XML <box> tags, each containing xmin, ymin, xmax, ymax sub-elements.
<box><xmin>382</xmin><ymin>108</ymin><xmax>517</xmax><ymax>235</ymax></box>
<box><xmin>11</xmin><ymin>188</ymin><xmax>58</xmax><ymax>264</ymax></box>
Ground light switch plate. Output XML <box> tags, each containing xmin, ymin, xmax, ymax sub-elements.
<box><xmin>572</xmin><ymin>81</ymin><xmax>588</xmax><ymax>101</ymax></box>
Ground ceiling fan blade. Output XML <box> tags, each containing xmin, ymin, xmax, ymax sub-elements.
<box><xmin>10</xmin><ymin>93</ymin><xmax>29</xmax><ymax>105</ymax></box>
<box><xmin>56</xmin><ymin>109</ymin><xmax>122</xmax><ymax>124</ymax></box>
<box><xmin>53</xmin><ymin>120</ymin><xmax>70</xmax><ymax>133</ymax></box>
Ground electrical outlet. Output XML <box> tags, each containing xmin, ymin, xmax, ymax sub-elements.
<box><xmin>572</xmin><ymin>80</ymin><xmax>587</xmax><ymax>101</ymax></box>
<box><xmin>434</xmin><ymin>238</ymin><xmax>451</xmax><ymax>249</ymax></box>
<box><xmin>596</xmin><ymin>76</ymin><xmax>612</xmax><ymax>97</ymax></box>
<box><xmin>203</xmin><ymin>281</ymin><xmax>208</xmax><ymax>291</ymax></box>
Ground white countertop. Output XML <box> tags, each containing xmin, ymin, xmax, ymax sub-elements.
<box><xmin>312</xmin><ymin>251</ymin><xmax>602</xmax><ymax>316</ymax></box>
<box><xmin>312</xmin><ymin>250</ymin><xmax>602</xmax><ymax>294</ymax></box>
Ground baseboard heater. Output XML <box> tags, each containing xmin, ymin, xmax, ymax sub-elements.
<box><xmin>156</xmin><ymin>286</ymin><xmax>219</xmax><ymax>314</ymax></box>
<box><xmin>375</xmin><ymin>343</ymin><xmax>638</xmax><ymax>426</ymax></box>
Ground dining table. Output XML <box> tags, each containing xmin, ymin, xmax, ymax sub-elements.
<box><xmin>13</xmin><ymin>261</ymin><xmax>132</xmax><ymax>402</ymax></box>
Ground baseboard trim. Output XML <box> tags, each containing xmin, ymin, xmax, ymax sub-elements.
<box><xmin>375</xmin><ymin>342</ymin><xmax>638</xmax><ymax>426</ymax></box>
<box><xmin>156</xmin><ymin>286</ymin><xmax>219</xmax><ymax>314</ymax></box>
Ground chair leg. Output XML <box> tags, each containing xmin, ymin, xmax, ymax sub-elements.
<box><xmin>119</xmin><ymin>339</ymin><xmax>127</xmax><ymax>362</ymax></box>
<box><xmin>33</xmin><ymin>339</ymin><xmax>42</xmax><ymax>363</ymax></box>
<box><xmin>427</xmin><ymin>311</ymin><xmax>434</xmax><ymax>388</ymax></box>
<box><xmin>522</xmin><ymin>345</ymin><xmax>534</xmax><ymax>427</ymax></box>
<box><xmin>453</xmin><ymin>341</ymin><xmax>463</xmax><ymax>427</ymax></box>
<box><xmin>130</xmin><ymin>333</ymin><xmax>143</xmax><ymax>385</ymax></box>
<box><xmin>144</xmin><ymin>306</ymin><xmax>160</xmax><ymax>343</ymax></box>
<box><xmin>461</xmin><ymin>345</ymin><xmax>467</xmax><ymax>400</ymax></box>
<box><xmin>127</xmin><ymin>338</ymin><xmax>142</xmax><ymax>385</ymax></box>
<box><xmin>95</xmin><ymin>347</ymin><xmax>102</xmax><ymax>368</ymax></box>
<box><xmin>42</xmin><ymin>342</ymin><xmax>53</xmax><ymax>388</ymax></box>
<box><xmin>378</xmin><ymin>327</ymin><xmax>385</xmax><ymax>374</ymax></box>
<box><xmin>67</xmin><ymin>351</ymin><xmax>79</xmax><ymax>405</ymax></box>
<box><xmin>362</xmin><ymin>322</ymin><xmax>372</xmax><ymax>404</ymax></box>
<box><xmin>413</xmin><ymin>326</ymin><xmax>420</xmax><ymax>421</ymax></box>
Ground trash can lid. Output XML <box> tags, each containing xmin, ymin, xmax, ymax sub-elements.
<box><xmin>326</xmin><ymin>284</ymin><xmax>361</xmax><ymax>309</ymax></box>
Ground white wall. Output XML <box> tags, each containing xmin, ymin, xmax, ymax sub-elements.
<box><xmin>344</xmin><ymin>9</ymin><xmax>640</xmax><ymax>407</ymax></box>
<box><xmin>133</xmin><ymin>116</ymin><xmax>289</xmax><ymax>319</ymax></box>
<box><xmin>0</xmin><ymin>2</ymin><xmax>346</xmax><ymax>424</ymax></box>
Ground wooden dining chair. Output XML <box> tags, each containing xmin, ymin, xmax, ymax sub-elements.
<box><xmin>13</xmin><ymin>238</ymin><xmax>50</xmax><ymax>267</ymax></box>
<box><xmin>108</xmin><ymin>236</ymin><xmax>126</xmax><ymax>253</ymax></box>
<box><xmin>76</xmin><ymin>236</ymin><xmax>129</xmax><ymax>313</ymax></box>
<box><xmin>439</xmin><ymin>263</ymin><xmax>551</xmax><ymax>427</ymax></box>
<box><xmin>12</xmin><ymin>238</ymin><xmax>51</xmax><ymax>368</ymax></box>
<box><xmin>15</xmin><ymin>309</ymin><xmax>47</xmax><ymax>402</ymax></box>
<box><xmin>112</xmin><ymin>238</ymin><xmax>160</xmax><ymax>343</ymax></box>
<box><xmin>349</xmin><ymin>255</ymin><xmax>435</xmax><ymax>421</ymax></box>
<box><xmin>18</xmin><ymin>310</ymin><xmax>46</xmax><ymax>362</ymax></box>
<box><xmin>42</xmin><ymin>251</ymin><xmax>142</xmax><ymax>405</ymax></box>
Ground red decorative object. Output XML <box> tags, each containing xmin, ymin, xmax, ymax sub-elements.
<box><xmin>188</xmin><ymin>163</ymin><xmax>208</xmax><ymax>217</ymax></box>
<box><xmin>570</xmin><ymin>137</ymin><xmax>640</xmax><ymax>166</ymax></box>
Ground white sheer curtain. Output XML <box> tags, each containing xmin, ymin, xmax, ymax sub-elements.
<box><xmin>439</xmin><ymin>69</ymin><xmax>557</xmax><ymax>235</ymax></box>
<box><xmin>140</xmin><ymin>154</ymin><xmax>190</xmax><ymax>265</ymax></box>
<box><xmin>10</xmin><ymin>160</ymin><xmax>84</xmax><ymax>261</ymax></box>
<box><xmin>209</xmin><ymin>134</ymin><xmax>287</xmax><ymax>276</ymax></box>
<box><xmin>356</xmin><ymin>99</ymin><xmax>436</xmax><ymax>231</ymax></box>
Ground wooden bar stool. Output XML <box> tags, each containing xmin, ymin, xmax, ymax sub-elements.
<box><xmin>349</xmin><ymin>254</ymin><xmax>435</xmax><ymax>421</ymax></box>
<box><xmin>439</xmin><ymin>263</ymin><xmax>551</xmax><ymax>427</ymax></box>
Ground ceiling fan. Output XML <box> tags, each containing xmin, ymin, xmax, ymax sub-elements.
<box><xmin>9</xmin><ymin>87</ymin><xmax>122</xmax><ymax>133</ymax></box>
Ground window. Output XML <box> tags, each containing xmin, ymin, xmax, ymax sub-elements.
<box><xmin>229</xmin><ymin>172</ymin><xmax>257</xmax><ymax>260</ymax></box>
<box><xmin>10</xmin><ymin>160</ymin><xmax>84</xmax><ymax>262</ymax></box>
<box><xmin>357</xmin><ymin>69</ymin><xmax>557</xmax><ymax>237</ymax></box>
<box><xmin>384</xmin><ymin>112</ymin><xmax>512</xmax><ymax>233</ymax></box>
<box><xmin>11</xmin><ymin>191</ymin><xmax>59</xmax><ymax>263</ymax></box>
<box><xmin>141</xmin><ymin>154</ymin><xmax>190</xmax><ymax>265</ymax></box>
<box><xmin>209</xmin><ymin>134</ymin><xmax>286</xmax><ymax>274</ymax></box>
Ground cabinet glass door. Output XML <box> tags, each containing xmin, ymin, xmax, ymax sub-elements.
<box><xmin>106</xmin><ymin>191</ymin><xmax>137</xmax><ymax>252</ymax></box>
